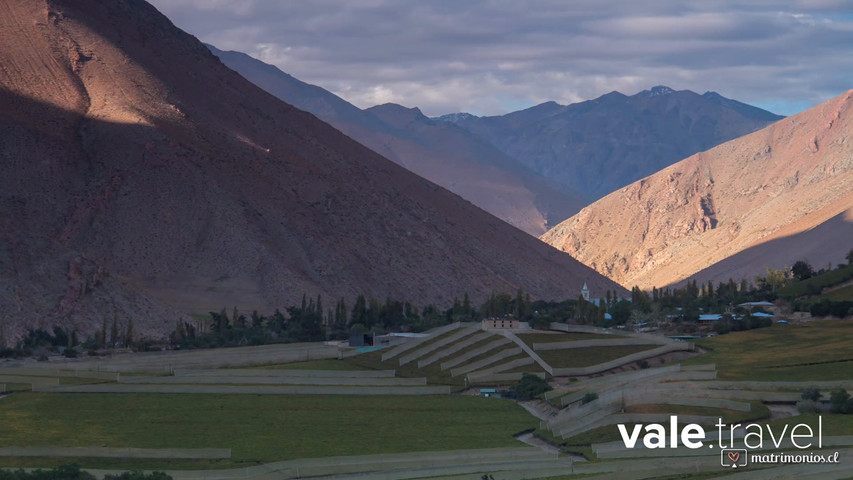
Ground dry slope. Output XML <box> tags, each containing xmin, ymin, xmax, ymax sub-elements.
<box><xmin>542</xmin><ymin>90</ymin><xmax>853</xmax><ymax>289</ymax></box>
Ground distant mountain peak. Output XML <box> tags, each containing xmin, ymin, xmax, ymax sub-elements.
<box><xmin>434</xmin><ymin>112</ymin><xmax>479</xmax><ymax>123</ymax></box>
<box><xmin>637</xmin><ymin>85</ymin><xmax>677</xmax><ymax>97</ymax></box>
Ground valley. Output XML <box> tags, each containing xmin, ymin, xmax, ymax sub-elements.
<box><xmin>0</xmin><ymin>0</ymin><xmax>851</xmax><ymax>479</ymax></box>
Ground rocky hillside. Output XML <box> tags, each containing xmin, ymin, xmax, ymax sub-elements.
<box><xmin>0</xmin><ymin>0</ymin><xmax>623</xmax><ymax>340</ymax></box>
<box><xmin>542</xmin><ymin>90</ymin><xmax>853</xmax><ymax>288</ymax></box>
<box><xmin>438</xmin><ymin>86</ymin><xmax>783</xmax><ymax>200</ymax></box>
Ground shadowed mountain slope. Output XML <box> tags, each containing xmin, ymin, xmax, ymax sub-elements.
<box><xmin>542</xmin><ymin>90</ymin><xmax>853</xmax><ymax>289</ymax></box>
<box><xmin>209</xmin><ymin>46</ymin><xmax>585</xmax><ymax>235</ymax></box>
<box><xmin>438</xmin><ymin>86</ymin><xmax>783</xmax><ymax>200</ymax></box>
<box><xmin>0</xmin><ymin>0</ymin><xmax>622</xmax><ymax>339</ymax></box>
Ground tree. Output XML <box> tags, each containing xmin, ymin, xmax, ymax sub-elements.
<box><xmin>462</xmin><ymin>292</ymin><xmax>472</xmax><ymax>318</ymax></box>
<box><xmin>350</xmin><ymin>294</ymin><xmax>367</xmax><ymax>327</ymax></box>
<box><xmin>124</xmin><ymin>319</ymin><xmax>134</xmax><ymax>347</ymax></box>
<box><xmin>103</xmin><ymin>472</ymin><xmax>173</xmax><ymax>480</ymax></box>
<box><xmin>829</xmin><ymin>389</ymin><xmax>853</xmax><ymax>414</ymax></box>
<box><xmin>514</xmin><ymin>373</ymin><xmax>552</xmax><ymax>400</ymax></box>
<box><xmin>251</xmin><ymin>310</ymin><xmax>265</xmax><ymax>328</ymax></box>
<box><xmin>110</xmin><ymin>315</ymin><xmax>119</xmax><ymax>346</ymax></box>
<box><xmin>99</xmin><ymin>317</ymin><xmax>108</xmax><ymax>348</ymax></box>
<box><xmin>801</xmin><ymin>388</ymin><xmax>822</xmax><ymax>401</ymax></box>
<box><xmin>792</xmin><ymin>260</ymin><xmax>814</xmax><ymax>281</ymax></box>
<box><xmin>515</xmin><ymin>288</ymin><xmax>526</xmax><ymax>318</ymax></box>
<box><xmin>847</xmin><ymin>248</ymin><xmax>853</xmax><ymax>266</ymax></box>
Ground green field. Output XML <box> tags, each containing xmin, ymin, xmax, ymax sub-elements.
<box><xmin>683</xmin><ymin>319</ymin><xmax>853</xmax><ymax>380</ymax></box>
<box><xmin>537</xmin><ymin>345</ymin><xmax>658</xmax><ymax>368</ymax></box>
<box><xmin>777</xmin><ymin>264</ymin><xmax>853</xmax><ymax>299</ymax></box>
<box><xmin>258</xmin><ymin>358</ymin><xmax>368</xmax><ymax>370</ymax></box>
<box><xmin>0</xmin><ymin>393</ymin><xmax>536</xmax><ymax>470</ymax></box>
<box><xmin>515</xmin><ymin>332</ymin><xmax>624</xmax><ymax>346</ymax></box>
<box><xmin>820</xmin><ymin>284</ymin><xmax>853</xmax><ymax>301</ymax></box>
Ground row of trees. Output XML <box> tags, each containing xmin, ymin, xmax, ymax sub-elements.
<box><xmin>0</xmin><ymin>464</ymin><xmax>170</xmax><ymax>480</ymax></box>
<box><xmin>0</xmin><ymin>327</ymin><xmax>80</xmax><ymax>359</ymax></box>
<box><xmin>798</xmin><ymin>388</ymin><xmax>853</xmax><ymax>414</ymax></box>
<box><xmin>170</xmin><ymin>287</ymin><xmax>620</xmax><ymax>349</ymax></box>
<box><xmin>169</xmin><ymin>272</ymin><xmax>794</xmax><ymax>349</ymax></box>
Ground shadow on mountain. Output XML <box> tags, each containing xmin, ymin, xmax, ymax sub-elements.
<box><xmin>673</xmin><ymin>210</ymin><xmax>853</xmax><ymax>287</ymax></box>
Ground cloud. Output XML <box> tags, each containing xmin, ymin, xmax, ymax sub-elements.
<box><xmin>148</xmin><ymin>0</ymin><xmax>853</xmax><ymax>117</ymax></box>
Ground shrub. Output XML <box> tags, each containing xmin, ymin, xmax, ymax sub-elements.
<box><xmin>829</xmin><ymin>389</ymin><xmax>853</xmax><ymax>414</ymax></box>
<box><xmin>581</xmin><ymin>392</ymin><xmax>599</xmax><ymax>404</ymax></box>
<box><xmin>514</xmin><ymin>373</ymin><xmax>552</xmax><ymax>400</ymax></box>
<box><xmin>801</xmin><ymin>388</ymin><xmax>822</xmax><ymax>401</ymax></box>
<box><xmin>796</xmin><ymin>400</ymin><xmax>822</xmax><ymax>414</ymax></box>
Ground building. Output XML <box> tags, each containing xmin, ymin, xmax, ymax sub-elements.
<box><xmin>482</xmin><ymin>318</ymin><xmax>519</xmax><ymax>329</ymax></box>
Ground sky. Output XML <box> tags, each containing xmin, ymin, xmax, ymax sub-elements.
<box><xmin>148</xmin><ymin>0</ymin><xmax>853</xmax><ymax>117</ymax></box>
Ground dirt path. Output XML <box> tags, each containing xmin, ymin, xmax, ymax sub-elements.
<box><xmin>518</xmin><ymin>399</ymin><xmax>560</xmax><ymax>421</ymax></box>
<box><xmin>514</xmin><ymin>431</ymin><xmax>563</xmax><ymax>456</ymax></box>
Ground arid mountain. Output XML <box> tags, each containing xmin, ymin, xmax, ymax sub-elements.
<box><xmin>438</xmin><ymin>86</ymin><xmax>784</xmax><ymax>200</ymax></box>
<box><xmin>542</xmin><ymin>90</ymin><xmax>853</xmax><ymax>289</ymax></box>
<box><xmin>209</xmin><ymin>46</ymin><xmax>584</xmax><ymax>235</ymax></box>
<box><xmin>0</xmin><ymin>0</ymin><xmax>623</xmax><ymax>340</ymax></box>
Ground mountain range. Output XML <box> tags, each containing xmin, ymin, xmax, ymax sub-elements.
<box><xmin>542</xmin><ymin>90</ymin><xmax>853</xmax><ymax>289</ymax></box>
<box><xmin>437</xmin><ymin>86</ymin><xmax>784</xmax><ymax>201</ymax></box>
<box><xmin>0</xmin><ymin>0</ymin><xmax>623</xmax><ymax>339</ymax></box>
<box><xmin>208</xmin><ymin>46</ymin><xmax>584</xmax><ymax>236</ymax></box>
<box><xmin>210</xmin><ymin>49</ymin><xmax>786</xmax><ymax>235</ymax></box>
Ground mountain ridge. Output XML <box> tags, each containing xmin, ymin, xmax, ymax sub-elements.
<box><xmin>435</xmin><ymin>86</ymin><xmax>784</xmax><ymax>200</ymax></box>
<box><xmin>541</xmin><ymin>89</ymin><xmax>853</xmax><ymax>289</ymax></box>
<box><xmin>0</xmin><ymin>0</ymin><xmax>623</xmax><ymax>339</ymax></box>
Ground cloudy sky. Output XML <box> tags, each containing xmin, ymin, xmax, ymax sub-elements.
<box><xmin>149</xmin><ymin>0</ymin><xmax>853</xmax><ymax>117</ymax></box>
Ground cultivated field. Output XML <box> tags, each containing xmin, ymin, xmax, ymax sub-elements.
<box><xmin>1</xmin><ymin>320</ymin><xmax>851</xmax><ymax>479</ymax></box>
<box><xmin>684</xmin><ymin>318</ymin><xmax>853</xmax><ymax>381</ymax></box>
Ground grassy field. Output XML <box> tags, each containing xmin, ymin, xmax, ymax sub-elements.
<box><xmin>0</xmin><ymin>392</ymin><xmax>536</xmax><ymax>470</ymax></box>
<box><xmin>683</xmin><ymin>319</ymin><xmax>853</xmax><ymax>380</ymax></box>
<box><xmin>763</xmin><ymin>413</ymin><xmax>853</xmax><ymax>436</ymax></box>
<box><xmin>258</xmin><ymin>358</ymin><xmax>368</xmax><ymax>370</ymax></box>
<box><xmin>515</xmin><ymin>332</ymin><xmax>624</xmax><ymax>346</ymax></box>
<box><xmin>777</xmin><ymin>264</ymin><xmax>853</xmax><ymax>299</ymax></box>
<box><xmin>820</xmin><ymin>284</ymin><xmax>853</xmax><ymax>301</ymax></box>
<box><xmin>537</xmin><ymin>345</ymin><xmax>658</xmax><ymax>368</ymax></box>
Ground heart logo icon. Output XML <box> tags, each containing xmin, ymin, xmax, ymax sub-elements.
<box><xmin>727</xmin><ymin>451</ymin><xmax>740</xmax><ymax>463</ymax></box>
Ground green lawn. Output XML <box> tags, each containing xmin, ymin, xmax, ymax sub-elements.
<box><xmin>0</xmin><ymin>392</ymin><xmax>536</xmax><ymax>470</ymax></box>
<box><xmin>683</xmin><ymin>319</ymin><xmax>853</xmax><ymax>380</ymax></box>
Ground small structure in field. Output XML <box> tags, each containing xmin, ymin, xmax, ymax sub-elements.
<box><xmin>482</xmin><ymin>318</ymin><xmax>519</xmax><ymax>329</ymax></box>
